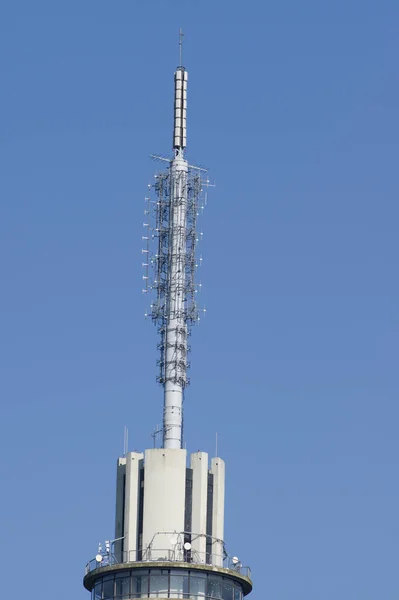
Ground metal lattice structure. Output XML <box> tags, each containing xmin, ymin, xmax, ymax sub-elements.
<box><xmin>152</xmin><ymin>168</ymin><xmax>202</xmax><ymax>384</ymax></box>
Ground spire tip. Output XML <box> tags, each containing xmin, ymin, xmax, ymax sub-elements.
<box><xmin>179</xmin><ymin>28</ymin><xmax>184</xmax><ymax>67</ymax></box>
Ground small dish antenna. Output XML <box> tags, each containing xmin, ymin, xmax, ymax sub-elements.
<box><xmin>232</xmin><ymin>556</ymin><xmax>239</xmax><ymax>564</ymax></box>
<box><xmin>184</xmin><ymin>542</ymin><xmax>192</xmax><ymax>550</ymax></box>
<box><xmin>95</xmin><ymin>554</ymin><xmax>103</xmax><ymax>563</ymax></box>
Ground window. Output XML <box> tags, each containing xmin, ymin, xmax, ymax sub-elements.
<box><xmin>131</xmin><ymin>574</ymin><xmax>139</xmax><ymax>598</ymax></box>
<box><xmin>207</xmin><ymin>576</ymin><xmax>222</xmax><ymax>599</ymax></box>
<box><xmin>169</xmin><ymin>574</ymin><xmax>184</xmax><ymax>598</ymax></box>
<box><xmin>131</xmin><ymin>571</ymin><xmax>149</xmax><ymax>598</ymax></box>
<box><xmin>115</xmin><ymin>576</ymin><xmax>130</xmax><ymax>597</ymax></box>
<box><xmin>133</xmin><ymin>573</ymin><xmax>149</xmax><ymax>598</ymax></box>
<box><xmin>94</xmin><ymin>582</ymin><xmax>102</xmax><ymax>600</ymax></box>
<box><xmin>150</xmin><ymin>571</ymin><xmax>169</xmax><ymax>598</ymax></box>
<box><xmin>190</xmin><ymin>574</ymin><xmax>206</xmax><ymax>600</ymax></box>
<box><xmin>234</xmin><ymin>586</ymin><xmax>242</xmax><ymax>600</ymax></box>
<box><xmin>103</xmin><ymin>576</ymin><xmax>114</xmax><ymax>600</ymax></box>
<box><xmin>222</xmin><ymin>581</ymin><xmax>233</xmax><ymax>600</ymax></box>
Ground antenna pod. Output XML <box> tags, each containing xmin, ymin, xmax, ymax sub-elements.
<box><xmin>173</xmin><ymin>67</ymin><xmax>188</xmax><ymax>150</ymax></box>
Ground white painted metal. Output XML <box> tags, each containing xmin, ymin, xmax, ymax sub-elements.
<box><xmin>211</xmin><ymin>457</ymin><xmax>225</xmax><ymax>566</ymax></box>
<box><xmin>142</xmin><ymin>448</ymin><xmax>187</xmax><ymax>558</ymax></box>
<box><xmin>123</xmin><ymin>452</ymin><xmax>144</xmax><ymax>559</ymax></box>
<box><xmin>173</xmin><ymin>68</ymin><xmax>187</xmax><ymax>149</ymax></box>
<box><xmin>190</xmin><ymin>451</ymin><xmax>208</xmax><ymax>560</ymax></box>
<box><xmin>163</xmin><ymin>153</ymin><xmax>189</xmax><ymax>448</ymax></box>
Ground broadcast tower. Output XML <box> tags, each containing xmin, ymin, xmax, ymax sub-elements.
<box><xmin>83</xmin><ymin>34</ymin><xmax>253</xmax><ymax>600</ymax></box>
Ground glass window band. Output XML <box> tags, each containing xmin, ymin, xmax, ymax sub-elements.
<box><xmin>90</xmin><ymin>569</ymin><xmax>243</xmax><ymax>600</ymax></box>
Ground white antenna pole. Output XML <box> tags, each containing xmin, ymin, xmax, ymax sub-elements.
<box><xmin>147</xmin><ymin>32</ymin><xmax>205</xmax><ymax>449</ymax></box>
<box><xmin>162</xmin><ymin>47</ymin><xmax>188</xmax><ymax>448</ymax></box>
<box><xmin>179</xmin><ymin>28</ymin><xmax>184</xmax><ymax>67</ymax></box>
<box><xmin>123</xmin><ymin>426</ymin><xmax>128</xmax><ymax>456</ymax></box>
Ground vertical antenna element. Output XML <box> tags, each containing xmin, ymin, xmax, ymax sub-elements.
<box><xmin>179</xmin><ymin>28</ymin><xmax>184</xmax><ymax>67</ymax></box>
<box><xmin>123</xmin><ymin>426</ymin><xmax>128</xmax><ymax>456</ymax></box>
<box><xmin>173</xmin><ymin>55</ymin><xmax>188</xmax><ymax>151</ymax></box>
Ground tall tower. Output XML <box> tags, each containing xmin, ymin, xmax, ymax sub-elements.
<box><xmin>83</xmin><ymin>35</ymin><xmax>253</xmax><ymax>600</ymax></box>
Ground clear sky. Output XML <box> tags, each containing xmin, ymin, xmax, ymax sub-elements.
<box><xmin>0</xmin><ymin>1</ymin><xmax>398</xmax><ymax>599</ymax></box>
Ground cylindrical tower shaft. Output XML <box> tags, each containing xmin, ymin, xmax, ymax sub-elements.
<box><xmin>162</xmin><ymin>64</ymin><xmax>189</xmax><ymax>449</ymax></box>
<box><xmin>163</xmin><ymin>154</ymin><xmax>188</xmax><ymax>448</ymax></box>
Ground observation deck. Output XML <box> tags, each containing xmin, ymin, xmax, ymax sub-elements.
<box><xmin>83</xmin><ymin>542</ymin><xmax>252</xmax><ymax>600</ymax></box>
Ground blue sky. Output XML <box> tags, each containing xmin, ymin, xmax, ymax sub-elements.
<box><xmin>0</xmin><ymin>1</ymin><xmax>398</xmax><ymax>599</ymax></box>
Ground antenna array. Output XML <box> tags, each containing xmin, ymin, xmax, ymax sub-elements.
<box><xmin>140</xmin><ymin>52</ymin><xmax>210</xmax><ymax>449</ymax></box>
<box><xmin>142</xmin><ymin>165</ymin><xmax>206</xmax><ymax>387</ymax></box>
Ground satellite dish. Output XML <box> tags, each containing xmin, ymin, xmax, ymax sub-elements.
<box><xmin>95</xmin><ymin>554</ymin><xmax>103</xmax><ymax>563</ymax></box>
<box><xmin>232</xmin><ymin>556</ymin><xmax>239</xmax><ymax>564</ymax></box>
<box><xmin>170</xmin><ymin>536</ymin><xmax>178</xmax><ymax>546</ymax></box>
<box><xmin>184</xmin><ymin>542</ymin><xmax>192</xmax><ymax>551</ymax></box>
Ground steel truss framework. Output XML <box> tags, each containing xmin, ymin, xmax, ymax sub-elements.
<box><xmin>143</xmin><ymin>165</ymin><xmax>204</xmax><ymax>389</ymax></box>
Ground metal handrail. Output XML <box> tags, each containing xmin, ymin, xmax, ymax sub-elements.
<box><xmin>85</xmin><ymin>550</ymin><xmax>251</xmax><ymax>580</ymax></box>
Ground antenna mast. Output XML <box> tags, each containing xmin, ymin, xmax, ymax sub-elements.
<box><xmin>179</xmin><ymin>28</ymin><xmax>184</xmax><ymax>67</ymax></box>
<box><xmin>143</xmin><ymin>31</ymin><xmax>204</xmax><ymax>449</ymax></box>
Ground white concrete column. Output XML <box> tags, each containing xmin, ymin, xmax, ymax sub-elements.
<box><xmin>211</xmin><ymin>457</ymin><xmax>225</xmax><ymax>567</ymax></box>
<box><xmin>190</xmin><ymin>451</ymin><xmax>208</xmax><ymax>561</ymax></box>
<box><xmin>142</xmin><ymin>448</ymin><xmax>187</xmax><ymax>559</ymax></box>
<box><xmin>123</xmin><ymin>452</ymin><xmax>144</xmax><ymax>561</ymax></box>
